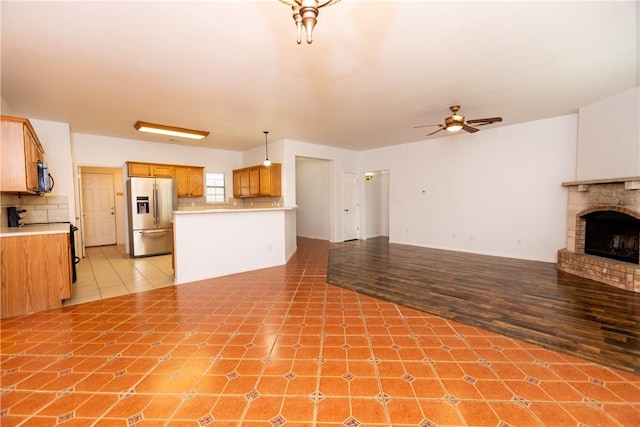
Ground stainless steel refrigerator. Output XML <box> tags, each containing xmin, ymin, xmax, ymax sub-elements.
<box><xmin>127</xmin><ymin>177</ymin><xmax>177</xmax><ymax>257</ymax></box>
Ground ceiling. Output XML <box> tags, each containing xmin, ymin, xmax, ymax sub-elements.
<box><xmin>1</xmin><ymin>1</ymin><xmax>638</xmax><ymax>152</ymax></box>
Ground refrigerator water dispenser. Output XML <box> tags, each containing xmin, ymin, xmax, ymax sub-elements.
<box><xmin>136</xmin><ymin>197</ymin><xmax>149</xmax><ymax>214</ymax></box>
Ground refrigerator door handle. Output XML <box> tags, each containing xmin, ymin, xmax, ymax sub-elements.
<box><xmin>139</xmin><ymin>229</ymin><xmax>169</xmax><ymax>234</ymax></box>
<box><xmin>153</xmin><ymin>184</ymin><xmax>159</xmax><ymax>226</ymax></box>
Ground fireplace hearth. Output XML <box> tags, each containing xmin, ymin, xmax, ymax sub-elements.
<box><xmin>558</xmin><ymin>177</ymin><xmax>640</xmax><ymax>293</ymax></box>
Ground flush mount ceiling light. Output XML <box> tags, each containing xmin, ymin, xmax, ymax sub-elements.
<box><xmin>279</xmin><ymin>0</ymin><xmax>341</xmax><ymax>44</ymax></box>
<box><xmin>263</xmin><ymin>131</ymin><xmax>272</xmax><ymax>167</ymax></box>
<box><xmin>133</xmin><ymin>121</ymin><xmax>209</xmax><ymax>140</ymax></box>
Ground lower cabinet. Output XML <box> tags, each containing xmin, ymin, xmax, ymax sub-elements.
<box><xmin>1</xmin><ymin>232</ymin><xmax>72</xmax><ymax>319</ymax></box>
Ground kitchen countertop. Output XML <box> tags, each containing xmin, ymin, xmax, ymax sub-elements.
<box><xmin>0</xmin><ymin>223</ymin><xmax>70</xmax><ymax>237</ymax></box>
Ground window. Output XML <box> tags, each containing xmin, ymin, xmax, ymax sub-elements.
<box><xmin>205</xmin><ymin>172</ymin><xmax>226</xmax><ymax>203</ymax></box>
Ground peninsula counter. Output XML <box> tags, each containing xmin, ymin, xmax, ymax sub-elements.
<box><xmin>172</xmin><ymin>207</ymin><xmax>297</xmax><ymax>284</ymax></box>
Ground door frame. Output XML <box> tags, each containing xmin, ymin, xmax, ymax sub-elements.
<box><xmin>76</xmin><ymin>166</ymin><xmax>126</xmax><ymax>257</ymax></box>
<box><xmin>342</xmin><ymin>171</ymin><xmax>360</xmax><ymax>241</ymax></box>
<box><xmin>80</xmin><ymin>171</ymin><xmax>117</xmax><ymax>247</ymax></box>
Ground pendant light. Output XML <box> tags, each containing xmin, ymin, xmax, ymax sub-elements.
<box><xmin>263</xmin><ymin>131</ymin><xmax>272</xmax><ymax>167</ymax></box>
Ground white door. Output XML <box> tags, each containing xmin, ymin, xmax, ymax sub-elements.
<box><xmin>343</xmin><ymin>172</ymin><xmax>359</xmax><ymax>241</ymax></box>
<box><xmin>82</xmin><ymin>173</ymin><xmax>117</xmax><ymax>246</ymax></box>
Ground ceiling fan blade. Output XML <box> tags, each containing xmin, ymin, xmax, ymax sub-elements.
<box><xmin>466</xmin><ymin>117</ymin><xmax>502</xmax><ymax>125</ymax></box>
<box><xmin>462</xmin><ymin>124</ymin><xmax>479</xmax><ymax>133</ymax></box>
<box><xmin>427</xmin><ymin>126</ymin><xmax>446</xmax><ymax>136</ymax></box>
<box><xmin>413</xmin><ymin>124</ymin><xmax>442</xmax><ymax>129</ymax></box>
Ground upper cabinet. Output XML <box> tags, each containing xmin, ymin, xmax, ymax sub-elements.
<box><xmin>126</xmin><ymin>161</ymin><xmax>204</xmax><ymax>197</ymax></box>
<box><xmin>232</xmin><ymin>163</ymin><xmax>281</xmax><ymax>198</ymax></box>
<box><xmin>174</xmin><ymin>166</ymin><xmax>204</xmax><ymax>197</ymax></box>
<box><xmin>260</xmin><ymin>163</ymin><xmax>281</xmax><ymax>197</ymax></box>
<box><xmin>1</xmin><ymin>116</ymin><xmax>45</xmax><ymax>194</ymax></box>
<box><xmin>127</xmin><ymin>162</ymin><xmax>174</xmax><ymax>178</ymax></box>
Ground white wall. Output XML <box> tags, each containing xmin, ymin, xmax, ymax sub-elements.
<box><xmin>577</xmin><ymin>87</ymin><xmax>640</xmax><ymax>180</ymax></box>
<box><xmin>30</xmin><ymin>119</ymin><xmax>75</xmax><ymax>221</ymax></box>
<box><xmin>282</xmin><ymin>140</ymin><xmax>360</xmax><ymax>242</ymax></box>
<box><xmin>361</xmin><ymin>115</ymin><xmax>578</xmax><ymax>262</ymax></box>
<box><xmin>296</xmin><ymin>157</ymin><xmax>330</xmax><ymax>240</ymax></box>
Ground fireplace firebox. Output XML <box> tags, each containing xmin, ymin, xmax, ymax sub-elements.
<box><xmin>584</xmin><ymin>211</ymin><xmax>640</xmax><ymax>264</ymax></box>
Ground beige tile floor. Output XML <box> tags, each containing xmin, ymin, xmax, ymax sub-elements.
<box><xmin>63</xmin><ymin>245</ymin><xmax>175</xmax><ymax>307</ymax></box>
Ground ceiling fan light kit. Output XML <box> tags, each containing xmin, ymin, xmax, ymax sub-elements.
<box><xmin>279</xmin><ymin>0</ymin><xmax>341</xmax><ymax>44</ymax></box>
<box><xmin>414</xmin><ymin>105</ymin><xmax>502</xmax><ymax>137</ymax></box>
<box><xmin>134</xmin><ymin>121</ymin><xmax>209</xmax><ymax>140</ymax></box>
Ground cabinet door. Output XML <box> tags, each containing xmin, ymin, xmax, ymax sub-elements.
<box><xmin>153</xmin><ymin>164</ymin><xmax>174</xmax><ymax>178</ymax></box>
<box><xmin>259</xmin><ymin>166</ymin><xmax>271</xmax><ymax>196</ymax></box>
<box><xmin>233</xmin><ymin>170</ymin><xmax>242</xmax><ymax>197</ymax></box>
<box><xmin>174</xmin><ymin>167</ymin><xmax>190</xmax><ymax>196</ymax></box>
<box><xmin>240</xmin><ymin>169</ymin><xmax>250</xmax><ymax>197</ymax></box>
<box><xmin>249</xmin><ymin>167</ymin><xmax>261</xmax><ymax>196</ymax></box>
<box><xmin>260</xmin><ymin>163</ymin><xmax>281</xmax><ymax>196</ymax></box>
<box><xmin>128</xmin><ymin>163</ymin><xmax>152</xmax><ymax>177</ymax></box>
<box><xmin>175</xmin><ymin>166</ymin><xmax>204</xmax><ymax>196</ymax></box>
<box><xmin>1</xmin><ymin>233</ymin><xmax>71</xmax><ymax>319</ymax></box>
<box><xmin>0</xmin><ymin>117</ymin><xmax>43</xmax><ymax>194</ymax></box>
<box><xmin>24</xmin><ymin>126</ymin><xmax>44</xmax><ymax>192</ymax></box>
<box><xmin>188</xmin><ymin>168</ymin><xmax>204</xmax><ymax>197</ymax></box>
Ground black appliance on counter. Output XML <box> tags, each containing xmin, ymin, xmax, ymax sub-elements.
<box><xmin>7</xmin><ymin>207</ymin><xmax>26</xmax><ymax>227</ymax></box>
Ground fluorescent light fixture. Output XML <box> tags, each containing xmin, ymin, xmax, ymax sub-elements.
<box><xmin>134</xmin><ymin>121</ymin><xmax>209</xmax><ymax>140</ymax></box>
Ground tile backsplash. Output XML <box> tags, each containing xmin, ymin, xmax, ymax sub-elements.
<box><xmin>176</xmin><ymin>196</ymin><xmax>284</xmax><ymax>210</ymax></box>
<box><xmin>0</xmin><ymin>194</ymin><xmax>70</xmax><ymax>226</ymax></box>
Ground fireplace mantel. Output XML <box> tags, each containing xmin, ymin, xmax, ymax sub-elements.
<box><xmin>562</xmin><ymin>176</ymin><xmax>640</xmax><ymax>188</ymax></box>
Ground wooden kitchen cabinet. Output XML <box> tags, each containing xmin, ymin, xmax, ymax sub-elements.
<box><xmin>127</xmin><ymin>162</ymin><xmax>174</xmax><ymax>178</ymax></box>
<box><xmin>1</xmin><ymin>232</ymin><xmax>72</xmax><ymax>319</ymax></box>
<box><xmin>233</xmin><ymin>168</ymin><xmax>250</xmax><ymax>197</ymax></box>
<box><xmin>174</xmin><ymin>166</ymin><xmax>204</xmax><ymax>197</ymax></box>
<box><xmin>1</xmin><ymin>115</ymin><xmax>45</xmax><ymax>194</ymax></box>
<box><xmin>126</xmin><ymin>161</ymin><xmax>203</xmax><ymax>196</ymax></box>
<box><xmin>249</xmin><ymin>167</ymin><xmax>261</xmax><ymax>196</ymax></box>
<box><xmin>232</xmin><ymin>164</ymin><xmax>281</xmax><ymax>198</ymax></box>
<box><xmin>260</xmin><ymin>163</ymin><xmax>281</xmax><ymax>197</ymax></box>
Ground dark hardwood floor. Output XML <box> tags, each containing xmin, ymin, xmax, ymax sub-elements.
<box><xmin>327</xmin><ymin>237</ymin><xmax>640</xmax><ymax>376</ymax></box>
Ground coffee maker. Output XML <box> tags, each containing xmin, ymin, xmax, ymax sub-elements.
<box><xmin>7</xmin><ymin>207</ymin><xmax>25</xmax><ymax>227</ymax></box>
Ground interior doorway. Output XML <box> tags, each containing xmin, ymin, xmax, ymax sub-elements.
<box><xmin>295</xmin><ymin>157</ymin><xmax>331</xmax><ymax>240</ymax></box>
<box><xmin>343</xmin><ymin>172</ymin><xmax>359</xmax><ymax>241</ymax></box>
<box><xmin>81</xmin><ymin>172</ymin><xmax>117</xmax><ymax>246</ymax></box>
<box><xmin>363</xmin><ymin>170</ymin><xmax>389</xmax><ymax>239</ymax></box>
<box><xmin>77</xmin><ymin>166</ymin><xmax>126</xmax><ymax>254</ymax></box>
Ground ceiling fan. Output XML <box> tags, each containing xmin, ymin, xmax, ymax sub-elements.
<box><xmin>414</xmin><ymin>105</ymin><xmax>502</xmax><ymax>136</ymax></box>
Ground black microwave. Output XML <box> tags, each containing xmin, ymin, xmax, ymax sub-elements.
<box><xmin>37</xmin><ymin>161</ymin><xmax>54</xmax><ymax>193</ymax></box>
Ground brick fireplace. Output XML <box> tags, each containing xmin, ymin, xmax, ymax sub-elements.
<box><xmin>558</xmin><ymin>177</ymin><xmax>640</xmax><ymax>292</ymax></box>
